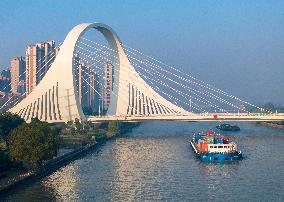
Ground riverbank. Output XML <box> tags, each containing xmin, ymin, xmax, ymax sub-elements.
<box><xmin>0</xmin><ymin>121</ymin><xmax>140</xmax><ymax>195</ymax></box>
<box><xmin>0</xmin><ymin>140</ymin><xmax>102</xmax><ymax>194</ymax></box>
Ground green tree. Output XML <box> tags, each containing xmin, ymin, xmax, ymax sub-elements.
<box><xmin>74</xmin><ymin>118</ymin><xmax>82</xmax><ymax>131</ymax></box>
<box><xmin>66</xmin><ymin>120</ymin><xmax>74</xmax><ymax>128</ymax></box>
<box><xmin>74</xmin><ymin>118</ymin><xmax>88</xmax><ymax>135</ymax></box>
<box><xmin>82</xmin><ymin>121</ymin><xmax>92</xmax><ymax>131</ymax></box>
<box><xmin>108</xmin><ymin>120</ymin><xmax>120</xmax><ymax>133</ymax></box>
<box><xmin>8</xmin><ymin>119</ymin><xmax>58</xmax><ymax>169</ymax></box>
<box><xmin>0</xmin><ymin>111</ymin><xmax>24</xmax><ymax>144</ymax></box>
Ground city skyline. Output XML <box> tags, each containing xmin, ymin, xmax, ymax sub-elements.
<box><xmin>0</xmin><ymin>39</ymin><xmax>106</xmax><ymax>114</ymax></box>
<box><xmin>0</xmin><ymin>0</ymin><xmax>284</xmax><ymax>104</ymax></box>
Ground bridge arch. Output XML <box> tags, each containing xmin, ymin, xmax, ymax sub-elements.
<box><xmin>10</xmin><ymin>23</ymin><xmax>126</xmax><ymax>122</ymax></box>
<box><xmin>64</xmin><ymin>23</ymin><xmax>127</xmax><ymax>117</ymax></box>
<box><xmin>9</xmin><ymin>22</ymin><xmax>187</xmax><ymax>123</ymax></box>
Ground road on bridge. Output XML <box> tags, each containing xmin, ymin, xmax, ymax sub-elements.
<box><xmin>87</xmin><ymin>113</ymin><xmax>284</xmax><ymax>123</ymax></box>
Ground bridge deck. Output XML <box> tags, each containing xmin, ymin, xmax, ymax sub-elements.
<box><xmin>87</xmin><ymin>113</ymin><xmax>284</xmax><ymax>123</ymax></box>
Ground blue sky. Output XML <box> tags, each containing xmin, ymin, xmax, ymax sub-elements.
<box><xmin>0</xmin><ymin>0</ymin><xmax>284</xmax><ymax>104</ymax></box>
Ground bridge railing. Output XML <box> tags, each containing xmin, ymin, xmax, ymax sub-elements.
<box><xmin>87</xmin><ymin>112</ymin><xmax>284</xmax><ymax>118</ymax></box>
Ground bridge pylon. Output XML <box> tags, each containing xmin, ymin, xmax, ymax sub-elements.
<box><xmin>9</xmin><ymin>22</ymin><xmax>187</xmax><ymax>123</ymax></box>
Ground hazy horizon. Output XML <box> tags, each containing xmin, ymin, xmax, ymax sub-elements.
<box><xmin>0</xmin><ymin>0</ymin><xmax>283</xmax><ymax>104</ymax></box>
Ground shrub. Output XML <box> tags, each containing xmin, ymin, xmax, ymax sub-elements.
<box><xmin>107</xmin><ymin>120</ymin><xmax>120</xmax><ymax>133</ymax></box>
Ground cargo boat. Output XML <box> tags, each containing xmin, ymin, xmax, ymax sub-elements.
<box><xmin>190</xmin><ymin>131</ymin><xmax>242</xmax><ymax>161</ymax></box>
<box><xmin>216</xmin><ymin>123</ymin><xmax>240</xmax><ymax>131</ymax></box>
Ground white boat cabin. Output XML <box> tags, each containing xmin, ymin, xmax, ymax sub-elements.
<box><xmin>207</xmin><ymin>143</ymin><xmax>237</xmax><ymax>153</ymax></box>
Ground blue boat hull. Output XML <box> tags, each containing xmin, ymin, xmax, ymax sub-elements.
<box><xmin>197</xmin><ymin>152</ymin><xmax>242</xmax><ymax>161</ymax></box>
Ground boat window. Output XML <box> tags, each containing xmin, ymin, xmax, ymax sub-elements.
<box><xmin>228</xmin><ymin>146</ymin><xmax>230</xmax><ymax>148</ymax></box>
<box><xmin>214</xmin><ymin>146</ymin><xmax>217</xmax><ymax>148</ymax></box>
<box><xmin>218</xmin><ymin>146</ymin><xmax>223</xmax><ymax>148</ymax></box>
<box><xmin>210</xmin><ymin>146</ymin><xmax>213</xmax><ymax>148</ymax></box>
<box><xmin>224</xmin><ymin>146</ymin><xmax>227</xmax><ymax>148</ymax></box>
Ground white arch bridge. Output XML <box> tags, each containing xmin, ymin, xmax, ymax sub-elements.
<box><xmin>4</xmin><ymin>22</ymin><xmax>284</xmax><ymax>123</ymax></box>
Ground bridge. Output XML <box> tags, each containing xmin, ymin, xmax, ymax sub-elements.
<box><xmin>87</xmin><ymin>113</ymin><xmax>284</xmax><ymax>123</ymax></box>
<box><xmin>2</xmin><ymin>22</ymin><xmax>284</xmax><ymax>123</ymax></box>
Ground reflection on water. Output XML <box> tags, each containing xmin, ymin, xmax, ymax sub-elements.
<box><xmin>3</xmin><ymin>121</ymin><xmax>284</xmax><ymax>201</ymax></box>
<box><xmin>44</xmin><ymin>165</ymin><xmax>80</xmax><ymax>201</ymax></box>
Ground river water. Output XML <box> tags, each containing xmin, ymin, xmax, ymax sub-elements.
<box><xmin>3</xmin><ymin>121</ymin><xmax>284</xmax><ymax>201</ymax></box>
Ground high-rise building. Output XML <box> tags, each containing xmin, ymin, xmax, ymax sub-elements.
<box><xmin>88</xmin><ymin>71</ymin><xmax>100</xmax><ymax>112</ymax></box>
<box><xmin>26</xmin><ymin>40</ymin><xmax>55</xmax><ymax>94</ymax></box>
<box><xmin>73</xmin><ymin>53</ymin><xmax>102</xmax><ymax>113</ymax></box>
<box><xmin>74</xmin><ymin>54</ymin><xmax>89</xmax><ymax>107</ymax></box>
<box><xmin>0</xmin><ymin>68</ymin><xmax>11</xmax><ymax>93</ymax></box>
<box><xmin>103</xmin><ymin>62</ymin><xmax>114</xmax><ymax>110</ymax></box>
<box><xmin>10</xmin><ymin>56</ymin><xmax>26</xmax><ymax>94</ymax></box>
<box><xmin>40</xmin><ymin>40</ymin><xmax>55</xmax><ymax>81</ymax></box>
<box><xmin>1</xmin><ymin>69</ymin><xmax>11</xmax><ymax>78</ymax></box>
<box><xmin>80</xmin><ymin>63</ymin><xmax>90</xmax><ymax>108</ymax></box>
<box><xmin>74</xmin><ymin>54</ymin><xmax>101</xmax><ymax>113</ymax></box>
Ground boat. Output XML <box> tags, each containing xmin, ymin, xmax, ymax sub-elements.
<box><xmin>216</xmin><ymin>123</ymin><xmax>240</xmax><ymax>131</ymax></box>
<box><xmin>190</xmin><ymin>131</ymin><xmax>242</xmax><ymax>161</ymax></box>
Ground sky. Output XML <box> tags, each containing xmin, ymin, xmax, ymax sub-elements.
<box><xmin>0</xmin><ymin>0</ymin><xmax>283</xmax><ymax>104</ymax></box>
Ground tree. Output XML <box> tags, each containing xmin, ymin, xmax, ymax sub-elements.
<box><xmin>74</xmin><ymin>118</ymin><xmax>83</xmax><ymax>131</ymax></box>
<box><xmin>108</xmin><ymin>120</ymin><xmax>120</xmax><ymax>133</ymax></box>
<box><xmin>82</xmin><ymin>121</ymin><xmax>92</xmax><ymax>131</ymax></box>
<box><xmin>66</xmin><ymin>120</ymin><xmax>74</xmax><ymax>128</ymax></box>
<box><xmin>0</xmin><ymin>149</ymin><xmax>12</xmax><ymax>171</ymax></box>
<box><xmin>0</xmin><ymin>111</ymin><xmax>24</xmax><ymax>144</ymax></box>
<box><xmin>8</xmin><ymin>119</ymin><xmax>58</xmax><ymax>169</ymax></box>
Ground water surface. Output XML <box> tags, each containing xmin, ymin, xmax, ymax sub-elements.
<box><xmin>3</xmin><ymin>122</ymin><xmax>284</xmax><ymax>201</ymax></box>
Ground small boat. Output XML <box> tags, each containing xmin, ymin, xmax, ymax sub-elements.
<box><xmin>190</xmin><ymin>131</ymin><xmax>242</xmax><ymax>161</ymax></box>
<box><xmin>216</xmin><ymin>123</ymin><xmax>240</xmax><ymax>131</ymax></box>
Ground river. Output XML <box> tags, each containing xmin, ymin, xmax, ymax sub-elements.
<box><xmin>3</xmin><ymin>121</ymin><xmax>284</xmax><ymax>201</ymax></box>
